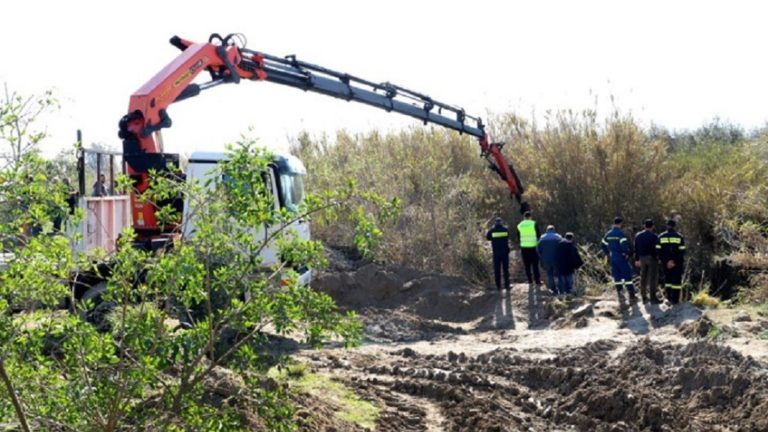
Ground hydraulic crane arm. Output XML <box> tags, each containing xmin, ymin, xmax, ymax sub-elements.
<box><xmin>119</xmin><ymin>33</ymin><xmax>526</xmax><ymax>238</ymax></box>
<box><xmin>251</xmin><ymin>49</ymin><xmax>526</xmax><ymax>208</ymax></box>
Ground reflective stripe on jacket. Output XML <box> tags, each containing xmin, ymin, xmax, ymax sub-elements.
<box><xmin>601</xmin><ymin>227</ymin><xmax>630</xmax><ymax>259</ymax></box>
<box><xmin>657</xmin><ymin>229</ymin><xmax>686</xmax><ymax>264</ymax></box>
<box><xmin>486</xmin><ymin>225</ymin><xmax>511</xmax><ymax>255</ymax></box>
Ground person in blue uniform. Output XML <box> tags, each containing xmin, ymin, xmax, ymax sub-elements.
<box><xmin>601</xmin><ymin>216</ymin><xmax>637</xmax><ymax>303</ymax></box>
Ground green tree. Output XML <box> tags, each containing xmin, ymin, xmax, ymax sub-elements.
<box><xmin>0</xmin><ymin>136</ymin><xmax>392</xmax><ymax>430</ymax></box>
<box><xmin>0</xmin><ymin>84</ymin><xmax>58</xmax><ymax>168</ymax></box>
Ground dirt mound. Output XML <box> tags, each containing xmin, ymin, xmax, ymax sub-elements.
<box><xmin>361</xmin><ymin>308</ymin><xmax>465</xmax><ymax>342</ymax></box>
<box><xmin>293</xmin><ymin>391</ymin><xmax>370</xmax><ymax>432</ymax></box>
<box><xmin>678</xmin><ymin>315</ymin><xmax>716</xmax><ymax>339</ymax></box>
<box><xmin>651</xmin><ymin>302</ymin><xmax>703</xmax><ymax>327</ymax></box>
<box><xmin>316</xmin><ymin>338</ymin><xmax>768</xmax><ymax>431</ymax></box>
<box><xmin>315</xmin><ymin>263</ymin><xmax>481</xmax><ymax>320</ymax></box>
<box><xmin>314</xmin><ymin>262</ymin><xmax>523</xmax><ymax>342</ymax></box>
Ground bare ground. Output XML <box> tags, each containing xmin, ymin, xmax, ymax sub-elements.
<box><xmin>291</xmin><ymin>263</ymin><xmax>768</xmax><ymax>431</ymax></box>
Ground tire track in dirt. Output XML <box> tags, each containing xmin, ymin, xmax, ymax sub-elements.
<box><xmin>311</xmin><ymin>336</ymin><xmax>768</xmax><ymax>431</ymax></box>
<box><xmin>307</xmin><ymin>261</ymin><xmax>768</xmax><ymax>431</ymax></box>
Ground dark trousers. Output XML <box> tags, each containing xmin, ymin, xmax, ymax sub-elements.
<box><xmin>611</xmin><ymin>257</ymin><xmax>635</xmax><ymax>296</ymax></box>
<box><xmin>662</xmin><ymin>262</ymin><xmax>684</xmax><ymax>304</ymax></box>
<box><xmin>543</xmin><ymin>263</ymin><xmax>558</xmax><ymax>293</ymax></box>
<box><xmin>520</xmin><ymin>248</ymin><xmax>541</xmax><ymax>284</ymax></box>
<box><xmin>558</xmin><ymin>273</ymin><xmax>574</xmax><ymax>294</ymax></box>
<box><xmin>493</xmin><ymin>253</ymin><xmax>510</xmax><ymax>290</ymax></box>
<box><xmin>638</xmin><ymin>256</ymin><xmax>659</xmax><ymax>301</ymax></box>
<box><xmin>667</xmin><ymin>288</ymin><xmax>681</xmax><ymax>304</ymax></box>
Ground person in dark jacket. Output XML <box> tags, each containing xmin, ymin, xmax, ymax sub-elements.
<box><xmin>634</xmin><ymin>219</ymin><xmax>661</xmax><ymax>303</ymax></box>
<box><xmin>657</xmin><ymin>219</ymin><xmax>686</xmax><ymax>305</ymax></box>
<box><xmin>537</xmin><ymin>225</ymin><xmax>562</xmax><ymax>294</ymax></box>
<box><xmin>486</xmin><ymin>217</ymin><xmax>511</xmax><ymax>291</ymax></box>
<box><xmin>92</xmin><ymin>173</ymin><xmax>109</xmax><ymax>197</ymax></box>
<box><xmin>602</xmin><ymin>216</ymin><xmax>637</xmax><ymax>303</ymax></box>
<box><xmin>556</xmin><ymin>232</ymin><xmax>583</xmax><ymax>295</ymax></box>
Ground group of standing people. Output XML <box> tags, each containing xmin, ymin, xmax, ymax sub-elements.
<box><xmin>601</xmin><ymin>216</ymin><xmax>686</xmax><ymax>305</ymax></box>
<box><xmin>486</xmin><ymin>211</ymin><xmax>583</xmax><ymax>295</ymax></box>
<box><xmin>486</xmin><ymin>212</ymin><xmax>686</xmax><ymax>305</ymax></box>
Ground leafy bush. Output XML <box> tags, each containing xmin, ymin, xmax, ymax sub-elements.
<box><xmin>0</xmin><ymin>139</ymin><xmax>393</xmax><ymax>430</ymax></box>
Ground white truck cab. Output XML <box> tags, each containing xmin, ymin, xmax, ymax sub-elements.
<box><xmin>183</xmin><ymin>151</ymin><xmax>312</xmax><ymax>285</ymax></box>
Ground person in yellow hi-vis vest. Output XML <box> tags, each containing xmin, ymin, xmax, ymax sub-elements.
<box><xmin>517</xmin><ymin>211</ymin><xmax>542</xmax><ymax>286</ymax></box>
<box><xmin>486</xmin><ymin>217</ymin><xmax>511</xmax><ymax>291</ymax></box>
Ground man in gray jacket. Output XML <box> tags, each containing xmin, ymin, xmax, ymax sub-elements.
<box><xmin>537</xmin><ymin>225</ymin><xmax>562</xmax><ymax>294</ymax></box>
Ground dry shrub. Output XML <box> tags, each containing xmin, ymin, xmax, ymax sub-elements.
<box><xmin>740</xmin><ymin>273</ymin><xmax>768</xmax><ymax>305</ymax></box>
<box><xmin>663</xmin><ymin>141</ymin><xmax>768</xmax><ymax>280</ymax></box>
<box><xmin>292</xmin><ymin>114</ymin><xmax>768</xmax><ymax>297</ymax></box>
<box><xmin>492</xmin><ymin>110</ymin><xmax>667</xmax><ymax>241</ymax></box>
<box><xmin>291</xmin><ymin>128</ymin><xmax>512</xmax><ymax>281</ymax></box>
<box><xmin>575</xmin><ymin>244</ymin><xmax>612</xmax><ymax>297</ymax></box>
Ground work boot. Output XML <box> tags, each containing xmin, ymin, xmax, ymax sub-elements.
<box><xmin>617</xmin><ymin>293</ymin><xmax>628</xmax><ymax>311</ymax></box>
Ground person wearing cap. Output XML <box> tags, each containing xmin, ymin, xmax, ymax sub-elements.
<box><xmin>537</xmin><ymin>225</ymin><xmax>562</xmax><ymax>294</ymax></box>
<box><xmin>635</xmin><ymin>219</ymin><xmax>661</xmax><ymax>303</ymax></box>
<box><xmin>602</xmin><ymin>216</ymin><xmax>637</xmax><ymax>303</ymax></box>
<box><xmin>555</xmin><ymin>232</ymin><xmax>583</xmax><ymax>295</ymax></box>
<box><xmin>486</xmin><ymin>217</ymin><xmax>511</xmax><ymax>291</ymax></box>
<box><xmin>517</xmin><ymin>211</ymin><xmax>542</xmax><ymax>287</ymax></box>
<box><xmin>657</xmin><ymin>219</ymin><xmax>686</xmax><ymax>304</ymax></box>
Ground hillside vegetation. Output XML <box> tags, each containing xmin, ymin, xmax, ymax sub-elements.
<box><xmin>293</xmin><ymin>111</ymin><xmax>768</xmax><ymax>302</ymax></box>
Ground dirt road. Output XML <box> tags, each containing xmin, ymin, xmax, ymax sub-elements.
<box><xmin>296</xmin><ymin>263</ymin><xmax>768</xmax><ymax>431</ymax></box>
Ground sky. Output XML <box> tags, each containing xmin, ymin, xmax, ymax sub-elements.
<box><xmin>2</xmin><ymin>0</ymin><xmax>767</xmax><ymax>158</ymax></box>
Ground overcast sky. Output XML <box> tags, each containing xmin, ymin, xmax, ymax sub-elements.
<box><xmin>2</xmin><ymin>0</ymin><xmax>767</xmax><ymax>157</ymax></box>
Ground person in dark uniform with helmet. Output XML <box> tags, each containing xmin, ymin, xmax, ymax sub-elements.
<box><xmin>657</xmin><ymin>219</ymin><xmax>686</xmax><ymax>304</ymax></box>
<box><xmin>486</xmin><ymin>217</ymin><xmax>511</xmax><ymax>291</ymax></box>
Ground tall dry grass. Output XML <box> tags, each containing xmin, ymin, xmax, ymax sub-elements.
<box><xmin>292</xmin><ymin>128</ymin><xmax>512</xmax><ymax>281</ymax></box>
<box><xmin>292</xmin><ymin>113</ymin><xmax>768</xmax><ymax>300</ymax></box>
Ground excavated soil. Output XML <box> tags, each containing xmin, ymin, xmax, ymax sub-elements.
<box><xmin>297</xmin><ymin>261</ymin><xmax>768</xmax><ymax>431</ymax></box>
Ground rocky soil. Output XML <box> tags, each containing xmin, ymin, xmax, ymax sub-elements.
<box><xmin>290</xmin><ymin>261</ymin><xmax>768</xmax><ymax>431</ymax></box>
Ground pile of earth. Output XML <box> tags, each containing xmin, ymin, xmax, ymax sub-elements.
<box><xmin>318</xmin><ymin>339</ymin><xmax>768</xmax><ymax>431</ymax></box>
<box><xmin>313</xmin><ymin>262</ymin><xmax>518</xmax><ymax>340</ymax></box>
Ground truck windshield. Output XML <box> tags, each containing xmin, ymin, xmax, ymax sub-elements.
<box><xmin>279</xmin><ymin>173</ymin><xmax>305</xmax><ymax>212</ymax></box>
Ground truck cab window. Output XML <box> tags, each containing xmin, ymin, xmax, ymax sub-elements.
<box><xmin>278</xmin><ymin>173</ymin><xmax>305</xmax><ymax>212</ymax></box>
